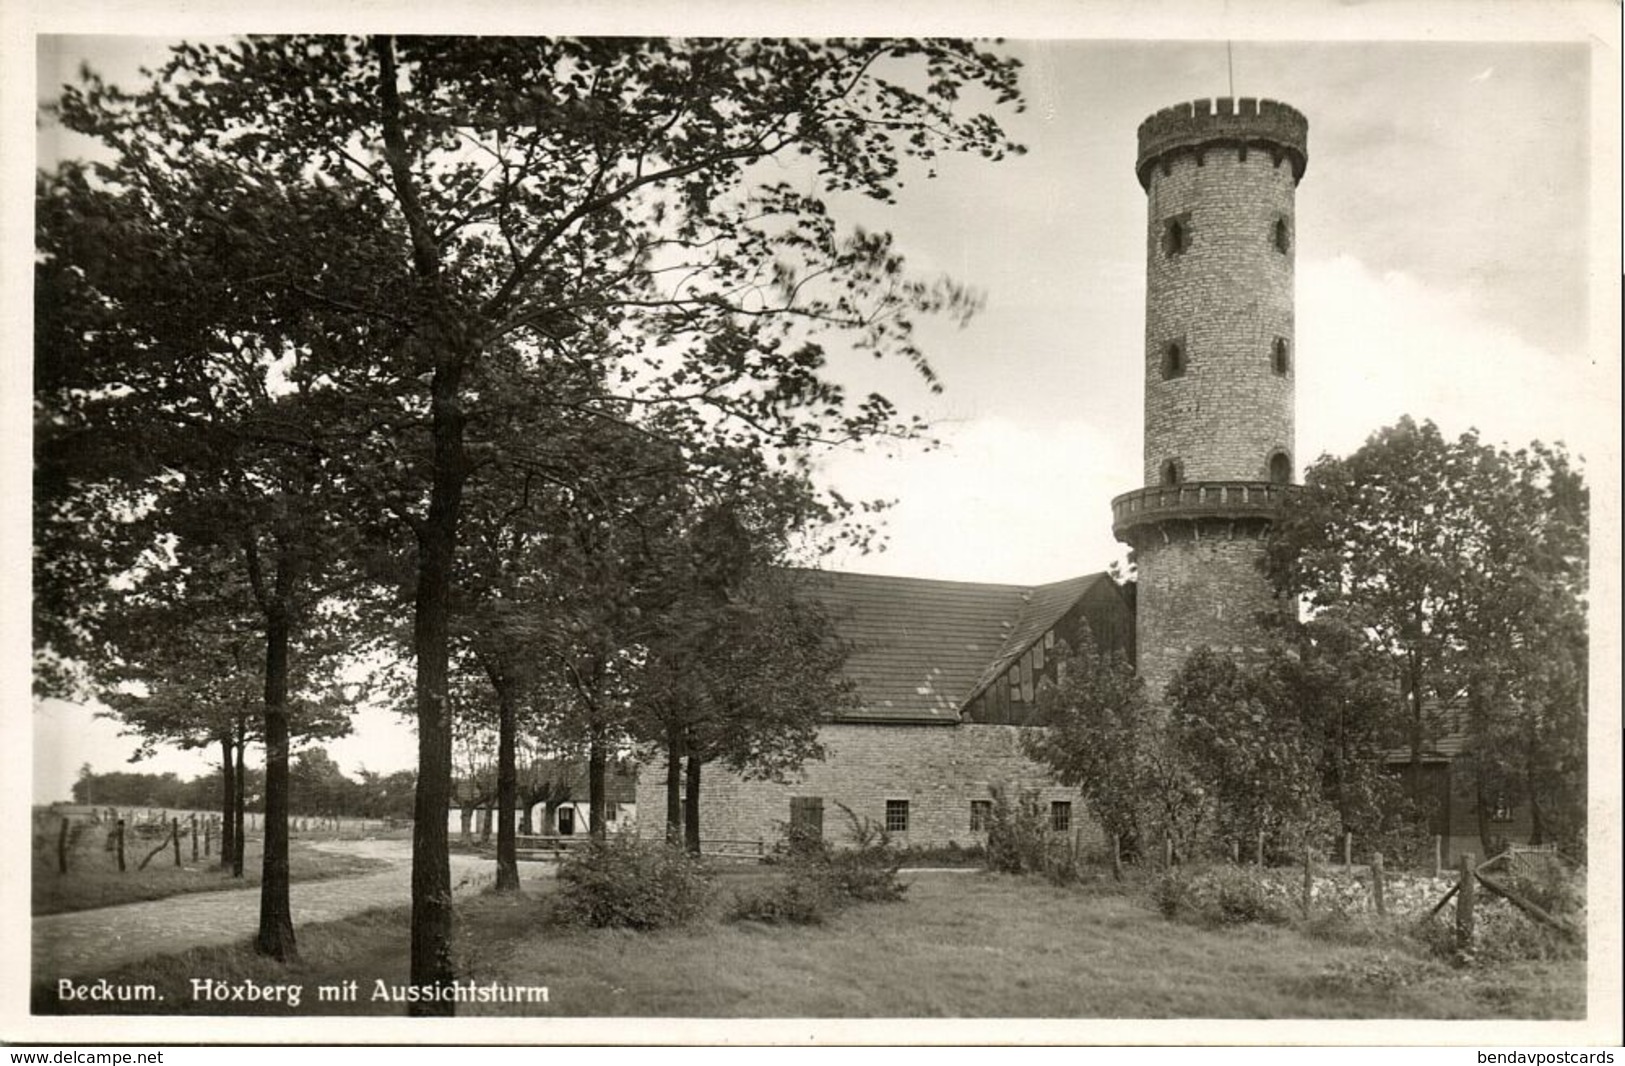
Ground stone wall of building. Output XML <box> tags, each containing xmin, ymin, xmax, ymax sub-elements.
<box><xmin>1131</xmin><ymin>521</ymin><xmax>1284</xmax><ymax>701</ymax></box>
<box><xmin>1143</xmin><ymin>148</ymin><xmax>1296</xmax><ymax>485</ymax></box>
<box><xmin>633</xmin><ymin>721</ymin><xmax>1090</xmax><ymax>851</ymax></box>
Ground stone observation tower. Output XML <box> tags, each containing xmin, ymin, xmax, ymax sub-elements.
<box><xmin>1111</xmin><ymin>98</ymin><xmax>1309</xmax><ymax>699</ymax></box>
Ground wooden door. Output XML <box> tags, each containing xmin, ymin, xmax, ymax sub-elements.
<box><xmin>789</xmin><ymin>797</ymin><xmax>824</xmax><ymax>841</ymax></box>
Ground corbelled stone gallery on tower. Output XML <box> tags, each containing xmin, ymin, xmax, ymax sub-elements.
<box><xmin>635</xmin><ymin>99</ymin><xmax>1309</xmax><ymax>850</ymax></box>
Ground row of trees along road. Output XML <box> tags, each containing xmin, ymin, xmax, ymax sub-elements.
<box><xmin>1030</xmin><ymin>418</ymin><xmax>1587</xmax><ymax>865</ymax></box>
<box><xmin>35</xmin><ymin>37</ymin><xmax>1028</xmax><ymax>1011</ymax></box>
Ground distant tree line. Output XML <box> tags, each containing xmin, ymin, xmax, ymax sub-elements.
<box><xmin>70</xmin><ymin>755</ymin><xmax>419</xmax><ymax>821</ymax></box>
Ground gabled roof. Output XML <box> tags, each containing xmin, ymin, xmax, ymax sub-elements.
<box><xmin>787</xmin><ymin>568</ymin><xmax>1116</xmax><ymax>725</ymax></box>
<box><xmin>963</xmin><ymin>573</ymin><xmax>1109</xmax><ymax>706</ymax></box>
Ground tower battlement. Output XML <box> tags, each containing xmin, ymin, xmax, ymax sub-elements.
<box><xmin>1136</xmin><ymin>98</ymin><xmax>1309</xmax><ymax>190</ymax></box>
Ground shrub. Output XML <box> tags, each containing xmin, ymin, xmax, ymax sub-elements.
<box><xmin>1150</xmin><ymin>869</ymin><xmax>1187</xmax><ymax>918</ymax></box>
<box><xmin>825</xmin><ymin>803</ymin><xmax>908</xmax><ymax>903</ymax></box>
<box><xmin>735</xmin><ymin>805</ymin><xmax>907</xmax><ymax>926</ymax></box>
<box><xmin>730</xmin><ymin>878</ymin><xmax>833</xmax><ymax>925</ymax></box>
<box><xmin>1149</xmin><ymin>865</ymin><xmax>1292</xmax><ymax>927</ymax></box>
<box><xmin>554</xmin><ymin>835</ymin><xmax>711</xmax><ymax>930</ymax></box>
<box><xmin>1496</xmin><ymin>859</ymin><xmax>1585</xmax><ymax>922</ymax></box>
<box><xmin>983</xmin><ymin>787</ymin><xmax>1050</xmax><ymax>875</ymax></box>
<box><xmin>1407</xmin><ymin>873</ymin><xmax>1585</xmax><ymax>967</ymax></box>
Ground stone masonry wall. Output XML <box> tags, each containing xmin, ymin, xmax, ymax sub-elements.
<box><xmin>1144</xmin><ymin>149</ymin><xmax>1295</xmax><ymax>484</ymax></box>
<box><xmin>1133</xmin><ymin>522</ymin><xmax>1286</xmax><ymax>702</ymax></box>
<box><xmin>634</xmin><ymin>722</ymin><xmax>1091</xmax><ymax>851</ymax></box>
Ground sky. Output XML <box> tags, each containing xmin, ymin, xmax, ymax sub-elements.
<box><xmin>13</xmin><ymin>7</ymin><xmax>1620</xmax><ymax>802</ymax></box>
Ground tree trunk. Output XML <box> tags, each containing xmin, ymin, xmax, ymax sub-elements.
<box><xmin>494</xmin><ymin>677</ymin><xmax>520</xmax><ymax>892</ymax></box>
<box><xmin>1475</xmin><ymin>758</ymin><xmax>1495</xmax><ymax>859</ymax></box>
<box><xmin>220</xmin><ymin>735</ymin><xmax>236</xmax><ymax>870</ymax></box>
<box><xmin>1405</xmin><ymin>652</ymin><xmax>1427</xmax><ymax>810</ymax></box>
<box><xmin>683</xmin><ymin>754</ymin><xmax>702</xmax><ymax>855</ymax></box>
<box><xmin>459</xmin><ymin>804</ymin><xmax>474</xmax><ymax>845</ymax></box>
<box><xmin>519</xmin><ymin>802</ymin><xmax>534</xmax><ymax>837</ymax></box>
<box><xmin>479</xmin><ymin>806</ymin><xmax>492</xmax><ymax>844</ymax></box>
<box><xmin>1526</xmin><ymin>758</ymin><xmax>1545</xmax><ymax>846</ymax></box>
<box><xmin>588</xmin><ymin>738</ymin><xmax>607</xmax><ymax>841</ymax></box>
<box><xmin>405</xmin><ymin>357</ymin><xmax>468</xmax><ymax>1014</ymax></box>
<box><xmin>665</xmin><ymin>727</ymin><xmax>683</xmax><ymax>846</ymax></box>
<box><xmin>376</xmin><ymin>31</ymin><xmax>463</xmax><ymax>1016</ymax></box>
<box><xmin>233</xmin><ymin>717</ymin><xmax>247</xmax><ymax>879</ymax></box>
<box><xmin>410</xmin><ymin>497</ymin><xmax>460</xmax><ymax>1016</ymax></box>
<box><xmin>256</xmin><ymin>605</ymin><xmax>298</xmax><ymax>962</ymax></box>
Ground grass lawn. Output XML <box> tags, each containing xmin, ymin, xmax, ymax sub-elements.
<box><xmin>32</xmin><ymin>868</ymin><xmax>1585</xmax><ymax>1019</ymax></box>
<box><xmin>32</xmin><ymin>835</ymin><xmax>392</xmax><ymax>916</ymax></box>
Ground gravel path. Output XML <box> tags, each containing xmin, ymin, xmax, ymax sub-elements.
<box><xmin>33</xmin><ymin>839</ymin><xmax>555</xmax><ymax>980</ymax></box>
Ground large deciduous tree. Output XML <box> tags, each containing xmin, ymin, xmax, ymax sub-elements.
<box><xmin>37</xmin><ymin>154</ymin><xmax>362</xmax><ymax>958</ymax></box>
<box><xmin>47</xmin><ymin>36</ymin><xmax>1026</xmax><ymax>1009</ymax></box>
<box><xmin>1265</xmin><ymin>417</ymin><xmax>1589</xmax><ymax>856</ymax></box>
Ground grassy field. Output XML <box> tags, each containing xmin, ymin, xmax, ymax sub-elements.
<box><xmin>32</xmin><ymin>833</ymin><xmax>392</xmax><ymax>916</ymax></box>
<box><xmin>33</xmin><ymin>867</ymin><xmax>1585</xmax><ymax>1018</ymax></box>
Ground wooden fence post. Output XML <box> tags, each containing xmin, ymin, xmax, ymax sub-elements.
<box><xmin>115</xmin><ymin>818</ymin><xmax>126</xmax><ymax>873</ymax></box>
<box><xmin>171</xmin><ymin>818</ymin><xmax>182</xmax><ymax>867</ymax></box>
<box><xmin>1433</xmin><ymin>835</ymin><xmax>1443</xmax><ymax>878</ymax></box>
<box><xmin>1343</xmin><ymin>832</ymin><xmax>1352</xmax><ymax>872</ymax></box>
<box><xmin>1256</xmin><ymin>830</ymin><xmax>1266</xmax><ymax>867</ymax></box>
<box><xmin>1455</xmin><ymin>852</ymin><xmax>1476</xmax><ymax>948</ymax></box>
<box><xmin>1163</xmin><ymin>832</ymin><xmax>1174</xmax><ymax>869</ymax></box>
<box><xmin>1230</xmin><ymin>839</ymin><xmax>1240</xmax><ymax>864</ymax></box>
<box><xmin>1301</xmin><ymin>842</ymin><xmax>1313</xmax><ymax>917</ymax></box>
<box><xmin>204</xmin><ymin>818</ymin><xmax>211</xmax><ymax>858</ymax></box>
<box><xmin>58</xmin><ymin>818</ymin><xmax>70</xmax><ymax>875</ymax></box>
<box><xmin>1112</xmin><ymin>833</ymin><xmax>1123</xmax><ymax>881</ymax></box>
<box><xmin>190</xmin><ymin>814</ymin><xmax>198</xmax><ymax>861</ymax></box>
<box><xmin>1372</xmin><ymin>851</ymin><xmax>1387</xmax><ymax>916</ymax></box>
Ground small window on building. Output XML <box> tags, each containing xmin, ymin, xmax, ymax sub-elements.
<box><xmin>1273</xmin><ymin>217</ymin><xmax>1291</xmax><ymax>254</ymax></box>
<box><xmin>1161</xmin><ymin>339</ymin><xmax>1186</xmax><ymax>380</ymax></box>
<box><xmin>970</xmin><ymin>800</ymin><xmax>992</xmax><ymax>832</ymax></box>
<box><xmin>1272</xmin><ymin>337</ymin><xmax>1290</xmax><ymax>376</ymax></box>
<box><xmin>1050</xmin><ymin>801</ymin><xmax>1072</xmax><ymax>832</ymax></box>
<box><xmin>1160</xmin><ymin>458</ymin><xmax>1184</xmax><ymax>486</ymax></box>
<box><xmin>885</xmin><ymin>799</ymin><xmax>910</xmax><ymax>833</ymax></box>
<box><xmin>1163</xmin><ymin>215</ymin><xmax>1192</xmax><ymax>257</ymax></box>
<box><xmin>1268</xmin><ymin>450</ymin><xmax>1292</xmax><ymax>485</ymax></box>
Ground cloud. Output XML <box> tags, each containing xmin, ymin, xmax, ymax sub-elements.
<box><xmin>814</xmin><ymin>416</ymin><xmax>1134</xmax><ymax>585</ymax></box>
<box><xmin>1297</xmin><ymin>255</ymin><xmax>1609</xmax><ymax>468</ymax></box>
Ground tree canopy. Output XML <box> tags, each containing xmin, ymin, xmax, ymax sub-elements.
<box><xmin>39</xmin><ymin>35</ymin><xmax>1029</xmax><ymax>1007</ymax></box>
<box><xmin>1265</xmin><ymin>416</ymin><xmax>1588</xmax><ymax>856</ymax></box>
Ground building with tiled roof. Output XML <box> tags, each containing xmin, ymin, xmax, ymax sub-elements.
<box><xmin>634</xmin><ymin>567</ymin><xmax>1134</xmax><ymax>849</ymax></box>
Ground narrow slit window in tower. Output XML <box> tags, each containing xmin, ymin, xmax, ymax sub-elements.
<box><xmin>1163</xmin><ymin>214</ymin><xmax>1191</xmax><ymax>257</ymax></box>
<box><xmin>1160</xmin><ymin>458</ymin><xmax>1184</xmax><ymax>486</ymax></box>
<box><xmin>1273</xmin><ymin>217</ymin><xmax>1291</xmax><ymax>254</ymax></box>
<box><xmin>1268</xmin><ymin>451</ymin><xmax>1292</xmax><ymax>485</ymax></box>
<box><xmin>1161</xmin><ymin>339</ymin><xmax>1186</xmax><ymax>380</ymax></box>
<box><xmin>1272</xmin><ymin>337</ymin><xmax>1291</xmax><ymax>376</ymax></box>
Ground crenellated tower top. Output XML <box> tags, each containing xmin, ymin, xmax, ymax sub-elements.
<box><xmin>1136</xmin><ymin>98</ymin><xmax>1309</xmax><ymax>191</ymax></box>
